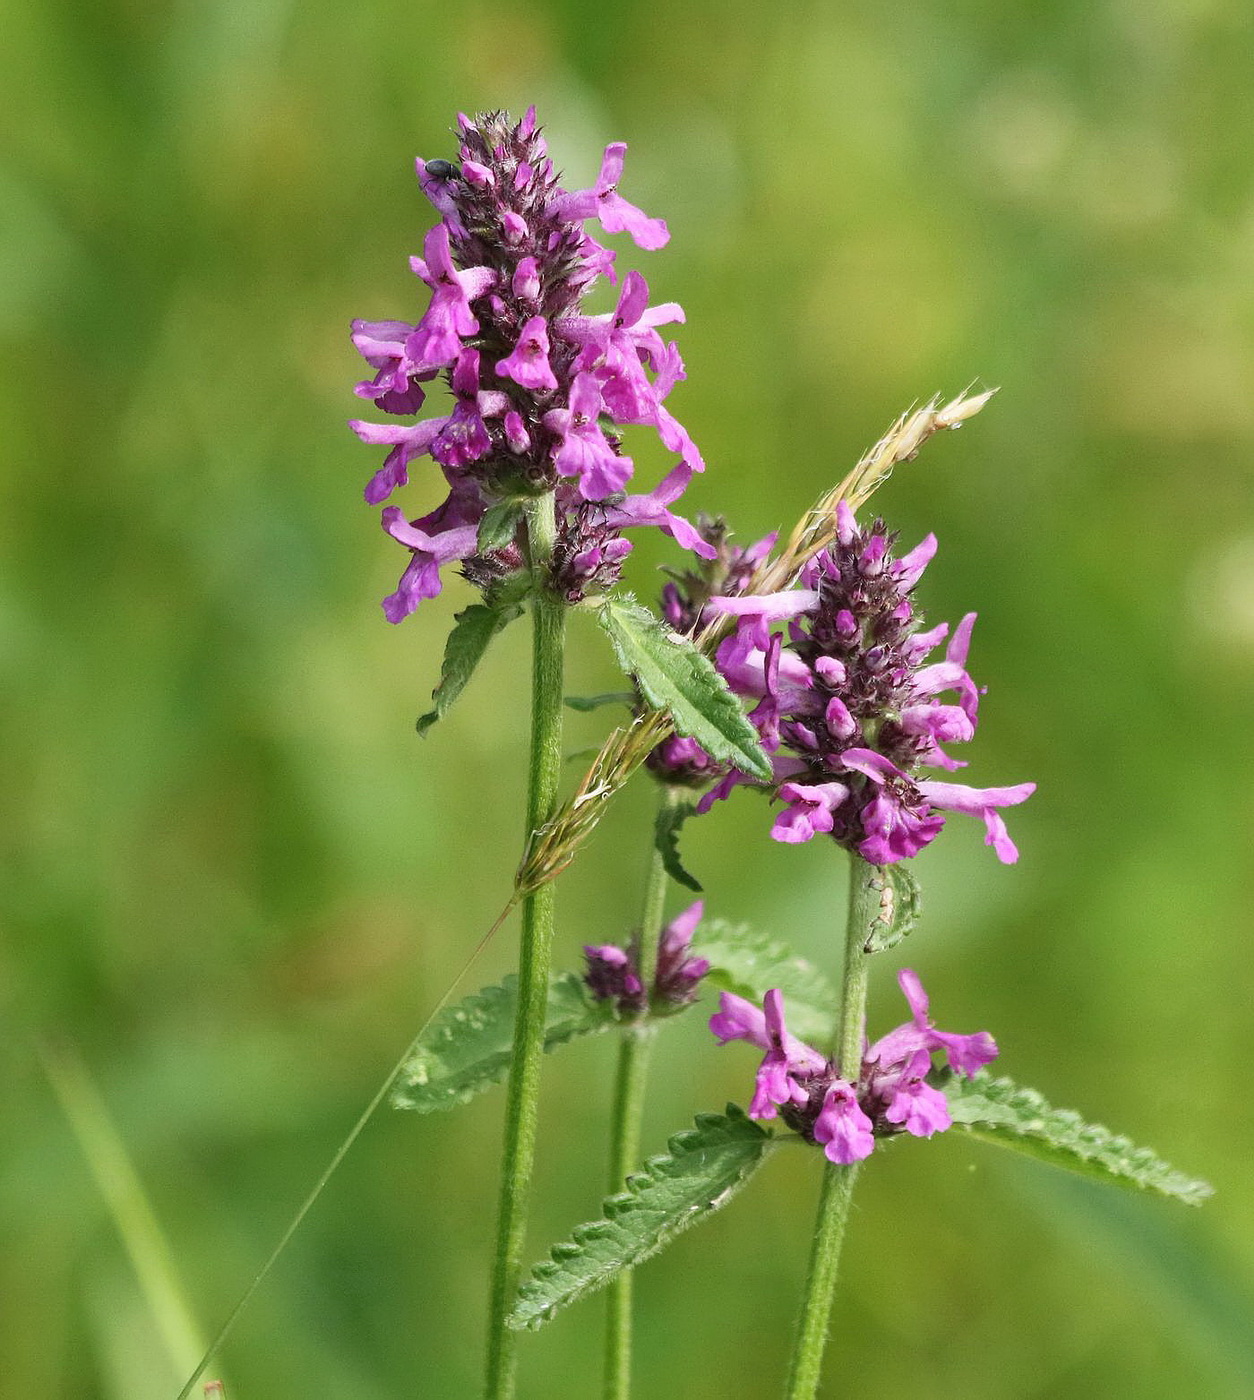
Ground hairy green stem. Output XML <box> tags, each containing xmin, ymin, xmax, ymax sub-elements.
<box><xmin>602</xmin><ymin>1025</ymin><xmax>654</xmax><ymax>1400</ymax></box>
<box><xmin>484</xmin><ymin>494</ymin><xmax>567</xmax><ymax>1400</ymax></box>
<box><xmin>783</xmin><ymin>856</ymin><xmax>877</xmax><ymax>1400</ymax></box>
<box><xmin>602</xmin><ymin>785</ymin><xmax>679</xmax><ymax>1399</ymax></box>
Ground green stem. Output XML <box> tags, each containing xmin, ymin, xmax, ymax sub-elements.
<box><xmin>484</xmin><ymin>494</ymin><xmax>567</xmax><ymax>1400</ymax></box>
<box><xmin>602</xmin><ymin>1026</ymin><xmax>653</xmax><ymax>1400</ymax></box>
<box><xmin>602</xmin><ymin>785</ymin><xmax>679</xmax><ymax>1400</ymax></box>
<box><xmin>783</xmin><ymin>856</ymin><xmax>877</xmax><ymax>1400</ymax></box>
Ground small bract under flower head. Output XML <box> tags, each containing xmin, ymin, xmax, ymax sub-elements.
<box><xmin>638</xmin><ymin>516</ymin><xmax>778</xmax><ymax>785</ymax></box>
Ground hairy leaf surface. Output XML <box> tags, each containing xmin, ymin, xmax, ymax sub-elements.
<box><xmin>861</xmin><ymin>863</ymin><xmax>922</xmax><ymax>954</ymax></box>
<box><xmin>476</xmin><ymin>499</ymin><xmax>526</xmax><ymax>554</ymax></box>
<box><xmin>391</xmin><ymin>973</ymin><xmax>614</xmax><ymax>1113</ymax></box>
<box><xmin>596</xmin><ymin>597</ymin><xmax>772</xmax><ymax>780</ymax></box>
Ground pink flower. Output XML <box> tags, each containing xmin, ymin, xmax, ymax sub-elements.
<box><xmin>548</xmin><ymin>142</ymin><xmax>670</xmax><ymax>249</ymax></box>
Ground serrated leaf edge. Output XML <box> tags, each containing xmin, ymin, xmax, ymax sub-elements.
<box><xmin>508</xmin><ymin>1106</ymin><xmax>774</xmax><ymax>1329</ymax></box>
<box><xmin>416</xmin><ymin>601</ymin><xmax>523</xmax><ymax>736</ymax></box>
<box><xmin>596</xmin><ymin>596</ymin><xmax>773</xmax><ymax>780</ymax></box>
<box><xmin>655</xmin><ymin>797</ymin><xmax>702</xmax><ymax>893</ymax></box>
<box><xmin>943</xmin><ymin>1071</ymin><xmax>1213</xmax><ymax>1206</ymax></box>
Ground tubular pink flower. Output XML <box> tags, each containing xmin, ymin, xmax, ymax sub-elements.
<box><xmin>544</xmin><ymin>373</ymin><xmax>632</xmax><ymax>498</ymax></box>
<box><xmin>548</xmin><ymin>142</ymin><xmax>670</xmax><ymax>249</ymax></box>
<box><xmin>379</xmin><ymin>505</ymin><xmax>480</xmax><ymax>623</ymax></box>
<box><xmin>603</xmin><ymin>463</ymin><xmax>717</xmax><ymax>558</ymax></box>
<box><xmin>883</xmin><ymin>1050</ymin><xmax>952</xmax><ymax>1138</ymax></box>
<box><xmin>496</xmin><ymin>315</ymin><xmax>559</xmax><ymax>391</ymax></box>
<box><xmin>813</xmin><ymin>1082</ymin><xmax>876</xmax><ymax>1164</ymax></box>
<box><xmin>349</xmin><ymin>417</ymin><xmax>447</xmax><ymax>505</ymax></box>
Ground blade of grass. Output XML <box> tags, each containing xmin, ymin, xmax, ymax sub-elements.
<box><xmin>40</xmin><ymin>1040</ymin><xmax>206</xmax><ymax>1383</ymax></box>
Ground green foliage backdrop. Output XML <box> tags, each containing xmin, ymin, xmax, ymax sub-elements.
<box><xmin>3</xmin><ymin>0</ymin><xmax>1253</xmax><ymax>1395</ymax></box>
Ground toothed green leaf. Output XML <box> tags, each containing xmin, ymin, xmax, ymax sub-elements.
<box><xmin>416</xmin><ymin>602</ymin><xmax>524</xmax><ymax>737</ymax></box>
<box><xmin>694</xmin><ymin>919</ymin><xmax>837</xmax><ymax>1045</ymax></box>
<box><xmin>655</xmin><ymin>796</ymin><xmax>702</xmax><ymax>893</ymax></box>
<box><xmin>391</xmin><ymin>973</ymin><xmax>614</xmax><ymax>1113</ymax></box>
<box><xmin>941</xmin><ymin>1071</ymin><xmax>1213</xmax><ymax>1207</ymax></box>
<box><xmin>596</xmin><ymin>597</ymin><xmax>772</xmax><ymax>780</ymax></box>
<box><xmin>860</xmin><ymin>863</ymin><xmax>922</xmax><ymax>954</ymax></box>
<box><xmin>508</xmin><ymin>1106</ymin><xmax>774</xmax><ymax>1330</ymax></box>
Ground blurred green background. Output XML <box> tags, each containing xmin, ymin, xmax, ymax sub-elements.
<box><xmin>4</xmin><ymin>0</ymin><xmax>1254</xmax><ymax>1395</ymax></box>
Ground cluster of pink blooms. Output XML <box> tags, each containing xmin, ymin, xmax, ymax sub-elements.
<box><xmin>583</xmin><ymin>901</ymin><xmax>709</xmax><ymax>1014</ymax></box>
<box><xmin>711</xmin><ymin>971</ymin><xmax>998</xmax><ymax>1163</ymax></box>
<box><xmin>349</xmin><ymin>111</ymin><xmax>1034</xmax><ymax>1178</ymax></box>
<box><xmin>348</xmin><ymin>108</ymin><xmax>712</xmax><ymax>621</ymax></box>
<box><xmin>701</xmin><ymin>501</ymin><xmax>1035</xmax><ymax>864</ymax></box>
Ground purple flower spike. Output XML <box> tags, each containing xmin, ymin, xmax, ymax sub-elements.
<box><xmin>350</xmin><ymin>109</ymin><xmax>707</xmax><ymax>618</ymax></box>
<box><xmin>712</xmin><ymin>973</ymin><xmax>997</xmax><ymax>1162</ymax></box>
<box><xmin>699</xmin><ymin>501</ymin><xmax>1034</xmax><ymax>863</ymax></box>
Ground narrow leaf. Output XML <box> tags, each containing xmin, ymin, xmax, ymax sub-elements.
<box><xmin>941</xmin><ymin>1071</ymin><xmax>1213</xmax><ymax>1207</ymax></box>
<box><xmin>476</xmin><ymin>499</ymin><xmax>526</xmax><ymax>553</ymax></box>
<box><xmin>694</xmin><ymin>919</ymin><xmax>837</xmax><ymax>1045</ymax></box>
<box><xmin>391</xmin><ymin>973</ymin><xmax>615</xmax><ymax>1114</ymax></box>
<box><xmin>415</xmin><ymin>602</ymin><xmax>522</xmax><ymax>737</ymax></box>
<box><xmin>655</xmin><ymin>797</ymin><xmax>702</xmax><ymax>893</ymax></box>
<box><xmin>860</xmin><ymin>863</ymin><xmax>922</xmax><ymax>954</ymax></box>
<box><xmin>508</xmin><ymin>1107</ymin><xmax>773</xmax><ymax>1330</ymax></box>
<box><xmin>596</xmin><ymin>597</ymin><xmax>772</xmax><ymax>780</ymax></box>
<box><xmin>563</xmin><ymin>691</ymin><xmax>637</xmax><ymax>713</ymax></box>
